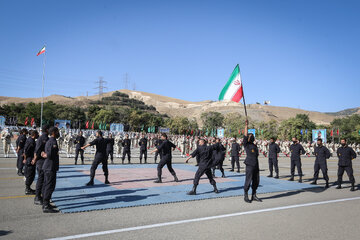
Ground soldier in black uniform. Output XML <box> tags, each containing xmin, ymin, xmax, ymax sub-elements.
<box><xmin>311</xmin><ymin>139</ymin><xmax>330</xmax><ymax>188</ymax></box>
<box><xmin>243</xmin><ymin>120</ymin><xmax>262</xmax><ymax>203</ymax></box>
<box><xmin>82</xmin><ymin>130</ymin><xmax>111</xmax><ymax>186</ymax></box>
<box><xmin>33</xmin><ymin>125</ymin><xmax>49</xmax><ymax>205</ymax></box>
<box><xmin>185</xmin><ymin>138</ymin><xmax>220</xmax><ymax>195</ymax></box>
<box><xmin>230</xmin><ymin>138</ymin><xmax>241</xmax><ymax>173</ymax></box>
<box><xmin>268</xmin><ymin>137</ymin><xmax>280</xmax><ymax>178</ymax></box>
<box><xmin>23</xmin><ymin>130</ymin><xmax>39</xmax><ymax>195</ymax></box>
<box><xmin>195</xmin><ymin>138</ymin><xmax>200</xmax><ymax>166</ymax></box>
<box><xmin>139</xmin><ymin>134</ymin><xmax>148</xmax><ymax>164</ymax></box>
<box><xmin>74</xmin><ymin>131</ymin><xmax>85</xmax><ymax>165</ymax></box>
<box><xmin>42</xmin><ymin>127</ymin><xmax>60</xmax><ymax>213</ymax></box>
<box><xmin>212</xmin><ymin>138</ymin><xmax>226</xmax><ymax>178</ymax></box>
<box><xmin>154</xmin><ymin>134</ymin><xmax>163</xmax><ymax>163</ymax></box>
<box><xmin>336</xmin><ymin>138</ymin><xmax>357</xmax><ymax>191</ymax></box>
<box><xmin>122</xmin><ymin>134</ymin><xmax>131</xmax><ymax>164</ymax></box>
<box><xmin>16</xmin><ymin>128</ymin><xmax>28</xmax><ymax>176</ymax></box>
<box><xmin>289</xmin><ymin>137</ymin><xmax>305</xmax><ymax>182</ymax></box>
<box><xmin>150</xmin><ymin>133</ymin><xmax>179</xmax><ymax>183</ymax></box>
<box><xmin>106</xmin><ymin>133</ymin><xmax>115</xmax><ymax>164</ymax></box>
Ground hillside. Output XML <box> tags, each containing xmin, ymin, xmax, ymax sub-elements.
<box><xmin>0</xmin><ymin>90</ymin><xmax>356</xmax><ymax>126</ymax></box>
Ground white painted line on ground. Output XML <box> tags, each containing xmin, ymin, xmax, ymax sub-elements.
<box><xmin>47</xmin><ymin>196</ymin><xmax>360</xmax><ymax>240</ymax></box>
<box><xmin>10</xmin><ymin>143</ymin><xmax>17</xmax><ymax>156</ymax></box>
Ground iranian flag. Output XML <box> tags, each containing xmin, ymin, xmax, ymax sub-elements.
<box><xmin>218</xmin><ymin>64</ymin><xmax>243</xmax><ymax>103</ymax></box>
<box><xmin>36</xmin><ymin>46</ymin><xmax>46</xmax><ymax>56</ymax></box>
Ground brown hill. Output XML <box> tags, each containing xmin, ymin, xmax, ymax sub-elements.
<box><xmin>0</xmin><ymin>90</ymin><xmax>352</xmax><ymax>126</ymax></box>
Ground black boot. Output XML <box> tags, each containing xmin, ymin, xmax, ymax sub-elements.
<box><xmin>81</xmin><ymin>160</ymin><xmax>84</xmax><ymax>165</ymax></box>
<box><xmin>336</xmin><ymin>184</ymin><xmax>342</xmax><ymax>189</ymax></box>
<box><xmin>221</xmin><ymin>171</ymin><xmax>226</xmax><ymax>178</ymax></box>
<box><xmin>25</xmin><ymin>185</ymin><xmax>36</xmax><ymax>195</ymax></box>
<box><xmin>86</xmin><ymin>178</ymin><xmax>94</xmax><ymax>186</ymax></box>
<box><xmin>350</xmin><ymin>183</ymin><xmax>356</xmax><ymax>192</ymax></box>
<box><xmin>310</xmin><ymin>180</ymin><xmax>317</xmax><ymax>185</ymax></box>
<box><xmin>74</xmin><ymin>161</ymin><xmax>77</xmax><ymax>165</ymax></box>
<box><xmin>34</xmin><ymin>196</ymin><xmax>43</xmax><ymax>205</ymax></box>
<box><xmin>187</xmin><ymin>185</ymin><xmax>197</xmax><ymax>195</ymax></box>
<box><xmin>213</xmin><ymin>184</ymin><xmax>219</xmax><ymax>193</ymax></box>
<box><xmin>274</xmin><ymin>173</ymin><xmax>279</xmax><ymax>179</ymax></box>
<box><xmin>298</xmin><ymin>176</ymin><xmax>302</xmax><ymax>183</ymax></box>
<box><xmin>105</xmin><ymin>176</ymin><xmax>110</xmax><ymax>184</ymax></box>
<box><xmin>251</xmin><ymin>192</ymin><xmax>262</xmax><ymax>202</ymax></box>
<box><xmin>244</xmin><ymin>191</ymin><xmax>251</xmax><ymax>203</ymax></box>
<box><xmin>325</xmin><ymin>181</ymin><xmax>329</xmax><ymax>188</ymax></box>
<box><xmin>267</xmin><ymin>172</ymin><xmax>273</xmax><ymax>178</ymax></box>
<box><xmin>230</xmin><ymin>169</ymin><xmax>234</xmax><ymax>172</ymax></box>
<box><xmin>172</xmin><ymin>173</ymin><xmax>179</xmax><ymax>182</ymax></box>
<box><xmin>289</xmin><ymin>176</ymin><xmax>294</xmax><ymax>181</ymax></box>
<box><xmin>43</xmin><ymin>204</ymin><xmax>59</xmax><ymax>213</ymax></box>
<box><xmin>237</xmin><ymin>169</ymin><xmax>240</xmax><ymax>173</ymax></box>
<box><xmin>154</xmin><ymin>177</ymin><xmax>162</xmax><ymax>183</ymax></box>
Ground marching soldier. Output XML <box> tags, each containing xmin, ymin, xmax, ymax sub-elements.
<box><xmin>106</xmin><ymin>133</ymin><xmax>115</xmax><ymax>164</ymax></box>
<box><xmin>74</xmin><ymin>130</ymin><xmax>85</xmax><ymax>165</ymax></box>
<box><xmin>139</xmin><ymin>134</ymin><xmax>148</xmax><ymax>164</ymax></box>
<box><xmin>336</xmin><ymin>138</ymin><xmax>357</xmax><ymax>191</ymax></box>
<box><xmin>122</xmin><ymin>134</ymin><xmax>131</xmax><ymax>164</ymax></box>
<box><xmin>243</xmin><ymin>120</ymin><xmax>262</xmax><ymax>203</ymax></box>
<box><xmin>150</xmin><ymin>133</ymin><xmax>179</xmax><ymax>183</ymax></box>
<box><xmin>82</xmin><ymin>130</ymin><xmax>111</xmax><ymax>186</ymax></box>
<box><xmin>230</xmin><ymin>138</ymin><xmax>241</xmax><ymax>173</ymax></box>
<box><xmin>42</xmin><ymin>127</ymin><xmax>60</xmax><ymax>213</ymax></box>
<box><xmin>268</xmin><ymin>137</ymin><xmax>280</xmax><ymax>178</ymax></box>
<box><xmin>185</xmin><ymin>138</ymin><xmax>220</xmax><ymax>195</ymax></box>
<box><xmin>23</xmin><ymin>130</ymin><xmax>39</xmax><ymax>195</ymax></box>
<box><xmin>311</xmin><ymin>138</ymin><xmax>330</xmax><ymax>188</ymax></box>
<box><xmin>289</xmin><ymin>137</ymin><xmax>305</xmax><ymax>182</ymax></box>
<box><xmin>33</xmin><ymin>125</ymin><xmax>49</xmax><ymax>205</ymax></box>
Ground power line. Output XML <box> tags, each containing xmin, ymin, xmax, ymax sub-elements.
<box><xmin>94</xmin><ymin>77</ymin><xmax>107</xmax><ymax>99</ymax></box>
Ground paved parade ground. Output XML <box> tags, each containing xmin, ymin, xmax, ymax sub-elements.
<box><xmin>0</xmin><ymin>141</ymin><xmax>360</xmax><ymax>240</ymax></box>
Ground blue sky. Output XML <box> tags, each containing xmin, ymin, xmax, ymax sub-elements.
<box><xmin>0</xmin><ymin>0</ymin><xmax>359</xmax><ymax>112</ymax></box>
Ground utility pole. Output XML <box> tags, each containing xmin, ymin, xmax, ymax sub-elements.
<box><xmin>124</xmin><ymin>73</ymin><xmax>129</xmax><ymax>89</ymax></box>
<box><xmin>94</xmin><ymin>77</ymin><xmax>107</xmax><ymax>99</ymax></box>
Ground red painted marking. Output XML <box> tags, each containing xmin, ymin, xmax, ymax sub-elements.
<box><xmin>81</xmin><ymin>168</ymin><xmax>235</xmax><ymax>190</ymax></box>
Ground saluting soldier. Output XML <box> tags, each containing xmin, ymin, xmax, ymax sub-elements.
<box><xmin>311</xmin><ymin>138</ymin><xmax>330</xmax><ymax>188</ymax></box>
<box><xmin>336</xmin><ymin>138</ymin><xmax>357</xmax><ymax>191</ymax></box>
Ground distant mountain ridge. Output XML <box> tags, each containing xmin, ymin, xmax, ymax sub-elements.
<box><xmin>0</xmin><ymin>90</ymin><xmax>358</xmax><ymax>126</ymax></box>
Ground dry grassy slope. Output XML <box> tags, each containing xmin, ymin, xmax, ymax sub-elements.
<box><xmin>0</xmin><ymin>89</ymin><xmax>342</xmax><ymax>125</ymax></box>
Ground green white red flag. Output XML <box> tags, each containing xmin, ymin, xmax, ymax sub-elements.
<box><xmin>36</xmin><ymin>46</ymin><xmax>46</xmax><ymax>56</ymax></box>
<box><xmin>218</xmin><ymin>64</ymin><xmax>243</xmax><ymax>103</ymax></box>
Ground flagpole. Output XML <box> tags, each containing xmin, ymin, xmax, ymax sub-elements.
<box><xmin>238</xmin><ymin>65</ymin><xmax>248</xmax><ymax>119</ymax></box>
<box><xmin>40</xmin><ymin>44</ymin><xmax>46</xmax><ymax>129</ymax></box>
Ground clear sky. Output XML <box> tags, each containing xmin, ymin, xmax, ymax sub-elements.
<box><xmin>0</xmin><ymin>0</ymin><xmax>359</xmax><ymax>112</ymax></box>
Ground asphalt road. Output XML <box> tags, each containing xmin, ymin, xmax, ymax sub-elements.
<box><xmin>0</xmin><ymin>140</ymin><xmax>359</xmax><ymax>240</ymax></box>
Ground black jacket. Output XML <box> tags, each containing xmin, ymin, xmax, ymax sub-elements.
<box><xmin>314</xmin><ymin>145</ymin><xmax>330</xmax><ymax>164</ymax></box>
<box><xmin>122</xmin><ymin>139</ymin><xmax>131</xmax><ymax>151</ymax></box>
<box><xmin>90</xmin><ymin>137</ymin><xmax>110</xmax><ymax>156</ymax></box>
<box><xmin>106</xmin><ymin>138</ymin><xmax>114</xmax><ymax>151</ymax></box>
<box><xmin>42</xmin><ymin>137</ymin><xmax>59</xmax><ymax>172</ymax></box>
<box><xmin>268</xmin><ymin>142</ymin><xmax>280</xmax><ymax>159</ymax></box>
<box><xmin>243</xmin><ymin>136</ymin><xmax>259</xmax><ymax>167</ymax></box>
<box><xmin>337</xmin><ymin>146</ymin><xmax>357</xmax><ymax>166</ymax></box>
<box><xmin>24</xmin><ymin>137</ymin><xmax>36</xmax><ymax>165</ymax></box>
<box><xmin>156</xmin><ymin>140</ymin><xmax>176</xmax><ymax>159</ymax></box>
<box><xmin>231</xmin><ymin>142</ymin><xmax>240</xmax><ymax>157</ymax></box>
<box><xmin>290</xmin><ymin>143</ymin><xmax>305</xmax><ymax>161</ymax></box>
<box><xmin>139</xmin><ymin>138</ymin><xmax>148</xmax><ymax>151</ymax></box>
<box><xmin>74</xmin><ymin>136</ymin><xmax>85</xmax><ymax>149</ymax></box>
<box><xmin>191</xmin><ymin>143</ymin><xmax>221</xmax><ymax>168</ymax></box>
<box><xmin>35</xmin><ymin>133</ymin><xmax>49</xmax><ymax>161</ymax></box>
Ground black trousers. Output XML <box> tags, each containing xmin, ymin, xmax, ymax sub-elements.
<box><xmin>75</xmin><ymin>148</ymin><xmax>84</xmax><ymax>162</ymax></box>
<box><xmin>122</xmin><ymin>149</ymin><xmax>131</xmax><ymax>162</ymax></box>
<box><xmin>194</xmin><ymin>165</ymin><xmax>216</xmax><ymax>186</ymax></box>
<box><xmin>17</xmin><ymin>149</ymin><xmax>24</xmax><ymax>172</ymax></box>
<box><xmin>268</xmin><ymin>157</ymin><xmax>279</xmax><ymax>174</ymax></box>
<box><xmin>106</xmin><ymin>149</ymin><xmax>114</xmax><ymax>161</ymax></box>
<box><xmin>314</xmin><ymin>162</ymin><xmax>329</xmax><ymax>181</ymax></box>
<box><xmin>90</xmin><ymin>154</ymin><xmax>108</xmax><ymax>179</ymax></box>
<box><xmin>43</xmin><ymin>170</ymin><xmax>57</xmax><ymax>205</ymax></box>
<box><xmin>231</xmin><ymin>155</ymin><xmax>240</xmax><ymax>170</ymax></box>
<box><xmin>212</xmin><ymin>158</ymin><xmax>225</xmax><ymax>175</ymax></box>
<box><xmin>25</xmin><ymin>163</ymin><xmax>36</xmax><ymax>187</ymax></box>
<box><xmin>196</xmin><ymin>155</ymin><xmax>200</xmax><ymax>165</ymax></box>
<box><xmin>290</xmin><ymin>160</ymin><xmax>302</xmax><ymax>176</ymax></box>
<box><xmin>35</xmin><ymin>159</ymin><xmax>45</xmax><ymax>198</ymax></box>
<box><xmin>154</xmin><ymin>151</ymin><xmax>162</xmax><ymax>162</ymax></box>
<box><xmin>338</xmin><ymin>165</ymin><xmax>355</xmax><ymax>184</ymax></box>
<box><xmin>244</xmin><ymin>165</ymin><xmax>260</xmax><ymax>192</ymax></box>
<box><xmin>157</xmin><ymin>155</ymin><xmax>176</xmax><ymax>178</ymax></box>
<box><xmin>140</xmin><ymin>149</ymin><xmax>147</xmax><ymax>162</ymax></box>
